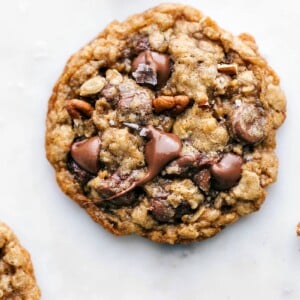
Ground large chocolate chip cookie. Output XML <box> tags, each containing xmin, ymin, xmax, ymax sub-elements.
<box><xmin>46</xmin><ymin>4</ymin><xmax>286</xmax><ymax>244</ymax></box>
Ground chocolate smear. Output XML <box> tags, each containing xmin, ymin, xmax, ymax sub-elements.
<box><xmin>107</xmin><ymin>125</ymin><xmax>182</xmax><ymax>200</ymax></box>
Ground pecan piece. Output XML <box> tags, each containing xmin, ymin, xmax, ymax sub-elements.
<box><xmin>153</xmin><ymin>95</ymin><xmax>190</xmax><ymax>114</ymax></box>
<box><xmin>65</xmin><ymin>99</ymin><xmax>94</xmax><ymax>119</ymax></box>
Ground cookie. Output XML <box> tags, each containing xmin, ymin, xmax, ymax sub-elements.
<box><xmin>0</xmin><ymin>222</ymin><xmax>40</xmax><ymax>299</ymax></box>
<box><xmin>46</xmin><ymin>4</ymin><xmax>286</xmax><ymax>244</ymax></box>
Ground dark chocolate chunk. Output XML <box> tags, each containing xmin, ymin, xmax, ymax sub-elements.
<box><xmin>193</xmin><ymin>169</ymin><xmax>211</xmax><ymax>193</ymax></box>
<box><xmin>150</xmin><ymin>198</ymin><xmax>175</xmax><ymax>223</ymax></box>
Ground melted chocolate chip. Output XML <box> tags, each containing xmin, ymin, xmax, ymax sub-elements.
<box><xmin>107</xmin><ymin>125</ymin><xmax>182</xmax><ymax>200</ymax></box>
<box><xmin>142</xmin><ymin>125</ymin><xmax>182</xmax><ymax>182</ymax></box>
<box><xmin>132</xmin><ymin>50</ymin><xmax>170</xmax><ymax>87</ymax></box>
<box><xmin>231</xmin><ymin>103</ymin><xmax>266</xmax><ymax>144</ymax></box>
<box><xmin>67</xmin><ymin>156</ymin><xmax>94</xmax><ymax>186</ymax></box>
<box><xmin>70</xmin><ymin>136</ymin><xmax>101</xmax><ymax>174</ymax></box>
<box><xmin>210</xmin><ymin>153</ymin><xmax>243</xmax><ymax>190</ymax></box>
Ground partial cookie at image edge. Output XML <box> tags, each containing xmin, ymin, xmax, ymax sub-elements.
<box><xmin>0</xmin><ymin>222</ymin><xmax>41</xmax><ymax>299</ymax></box>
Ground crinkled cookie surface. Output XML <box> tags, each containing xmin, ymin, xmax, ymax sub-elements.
<box><xmin>0</xmin><ymin>223</ymin><xmax>40</xmax><ymax>300</ymax></box>
<box><xmin>46</xmin><ymin>4</ymin><xmax>286</xmax><ymax>244</ymax></box>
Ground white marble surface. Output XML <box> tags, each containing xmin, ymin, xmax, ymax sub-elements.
<box><xmin>0</xmin><ymin>0</ymin><xmax>299</xmax><ymax>299</ymax></box>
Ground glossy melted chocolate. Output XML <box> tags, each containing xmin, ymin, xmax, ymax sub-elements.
<box><xmin>108</xmin><ymin>125</ymin><xmax>182</xmax><ymax>200</ymax></box>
